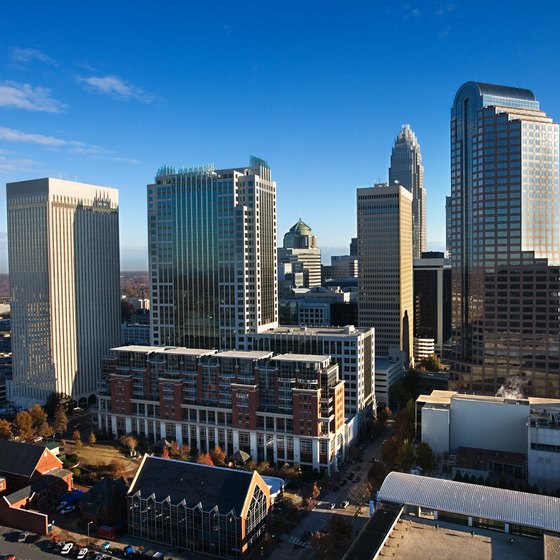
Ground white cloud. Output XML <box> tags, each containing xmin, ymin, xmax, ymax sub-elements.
<box><xmin>10</xmin><ymin>47</ymin><xmax>57</xmax><ymax>66</ymax></box>
<box><xmin>0</xmin><ymin>81</ymin><xmax>66</xmax><ymax>113</ymax></box>
<box><xmin>77</xmin><ymin>75</ymin><xmax>154</xmax><ymax>102</ymax></box>
<box><xmin>0</xmin><ymin>126</ymin><xmax>139</xmax><ymax>164</ymax></box>
<box><xmin>0</xmin><ymin>153</ymin><xmax>35</xmax><ymax>173</ymax></box>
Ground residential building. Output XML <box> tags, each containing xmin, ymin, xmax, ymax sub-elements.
<box><xmin>128</xmin><ymin>455</ymin><xmax>270</xmax><ymax>559</ymax></box>
<box><xmin>413</xmin><ymin>252</ymin><xmax>451</xmax><ymax>356</ymax></box>
<box><xmin>416</xmin><ymin>389</ymin><xmax>560</xmax><ymax>490</ymax></box>
<box><xmin>449</xmin><ymin>82</ymin><xmax>560</xmax><ymax>396</ymax></box>
<box><xmin>7</xmin><ymin>178</ymin><xmax>120</xmax><ymax>408</ymax></box>
<box><xmin>278</xmin><ymin>219</ymin><xmax>321</xmax><ymax>290</ymax></box>
<box><xmin>148</xmin><ymin>157</ymin><xmax>277</xmax><ymax>350</ymax></box>
<box><xmin>389</xmin><ymin>124</ymin><xmax>426</xmax><ymax>259</ymax></box>
<box><xmin>357</xmin><ymin>183</ymin><xmax>413</xmax><ymax>361</ymax></box>
<box><xmin>97</xmin><ymin>346</ymin><xmax>346</xmax><ymax>473</ymax></box>
<box><xmin>242</xmin><ymin>324</ymin><xmax>374</xmax><ymax>427</ymax></box>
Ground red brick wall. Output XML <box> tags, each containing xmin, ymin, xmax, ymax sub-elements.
<box><xmin>34</xmin><ymin>449</ymin><xmax>63</xmax><ymax>477</ymax></box>
<box><xmin>0</xmin><ymin>498</ymin><xmax>49</xmax><ymax>535</ymax></box>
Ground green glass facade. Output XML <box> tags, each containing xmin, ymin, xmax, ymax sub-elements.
<box><xmin>148</xmin><ymin>159</ymin><xmax>277</xmax><ymax>350</ymax></box>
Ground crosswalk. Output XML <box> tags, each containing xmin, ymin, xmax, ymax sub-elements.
<box><xmin>282</xmin><ymin>534</ymin><xmax>309</xmax><ymax>548</ymax></box>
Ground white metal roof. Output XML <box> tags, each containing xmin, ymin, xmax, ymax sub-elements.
<box><xmin>379</xmin><ymin>472</ymin><xmax>560</xmax><ymax>533</ymax></box>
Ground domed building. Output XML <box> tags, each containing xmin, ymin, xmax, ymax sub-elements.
<box><xmin>278</xmin><ymin>219</ymin><xmax>322</xmax><ymax>293</ymax></box>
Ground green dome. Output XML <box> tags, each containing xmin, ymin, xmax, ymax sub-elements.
<box><xmin>289</xmin><ymin>218</ymin><xmax>313</xmax><ymax>236</ymax></box>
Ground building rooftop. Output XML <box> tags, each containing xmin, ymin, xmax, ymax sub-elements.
<box><xmin>259</xmin><ymin>324</ymin><xmax>371</xmax><ymax>337</ymax></box>
<box><xmin>129</xmin><ymin>455</ymin><xmax>259</xmax><ymax>514</ymax></box>
<box><xmin>272</xmin><ymin>353</ymin><xmax>331</xmax><ymax>364</ymax></box>
<box><xmin>418</xmin><ymin>390</ymin><xmax>560</xmax><ymax>408</ymax></box>
<box><xmin>216</xmin><ymin>350</ymin><xmax>273</xmax><ymax>361</ymax></box>
<box><xmin>0</xmin><ymin>439</ymin><xmax>55</xmax><ymax>478</ymax></box>
<box><xmin>379</xmin><ymin>472</ymin><xmax>560</xmax><ymax>533</ymax></box>
<box><xmin>111</xmin><ymin>345</ymin><xmax>217</xmax><ymax>357</ymax></box>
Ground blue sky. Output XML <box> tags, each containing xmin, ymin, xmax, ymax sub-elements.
<box><xmin>1</xmin><ymin>1</ymin><xmax>559</xmax><ymax>271</ymax></box>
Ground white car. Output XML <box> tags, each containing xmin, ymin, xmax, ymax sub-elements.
<box><xmin>340</xmin><ymin>500</ymin><xmax>350</xmax><ymax>509</ymax></box>
<box><xmin>77</xmin><ymin>548</ymin><xmax>88</xmax><ymax>559</ymax></box>
<box><xmin>61</xmin><ymin>542</ymin><xmax>74</xmax><ymax>555</ymax></box>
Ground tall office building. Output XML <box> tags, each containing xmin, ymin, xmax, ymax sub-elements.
<box><xmin>445</xmin><ymin>195</ymin><xmax>452</xmax><ymax>258</ymax></box>
<box><xmin>7</xmin><ymin>178</ymin><xmax>120</xmax><ymax>408</ymax></box>
<box><xmin>149</xmin><ymin>157</ymin><xmax>277</xmax><ymax>350</ymax></box>
<box><xmin>450</xmin><ymin>82</ymin><xmax>560</xmax><ymax>396</ymax></box>
<box><xmin>389</xmin><ymin>124</ymin><xmax>426</xmax><ymax>259</ymax></box>
<box><xmin>357</xmin><ymin>183</ymin><xmax>413</xmax><ymax>360</ymax></box>
<box><xmin>278</xmin><ymin>219</ymin><xmax>321</xmax><ymax>291</ymax></box>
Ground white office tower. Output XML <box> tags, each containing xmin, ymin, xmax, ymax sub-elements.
<box><xmin>7</xmin><ymin>178</ymin><xmax>121</xmax><ymax>408</ymax></box>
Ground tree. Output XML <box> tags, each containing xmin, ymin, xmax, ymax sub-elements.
<box><xmin>121</xmin><ymin>299</ymin><xmax>137</xmax><ymax>322</ymax></box>
<box><xmin>415</xmin><ymin>442</ymin><xmax>434</xmax><ymax>472</ymax></box>
<box><xmin>310</xmin><ymin>515</ymin><xmax>352</xmax><ymax>557</ymax></box>
<box><xmin>381</xmin><ymin>437</ymin><xmax>400</xmax><ymax>467</ymax></box>
<box><xmin>348</xmin><ymin>481</ymin><xmax>372</xmax><ymax>508</ymax></box>
<box><xmin>88</xmin><ymin>431</ymin><xmax>97</xmax><ymax>446</ymax></box>
<box><xmin>278</xmin><ymin>463</ymin><xmax>302</xmax><ymax>482</ymax></box>
<box><xmin>54</xmin><ymin>406</ymin><xmax>68</xmax><ymax>437</ymax></box>
<box><xmin>395</xmin><ymin>439</ymin><xmax>415</xmax><ymax>472</ymax></box>
<box><xmin>44</xmin><ymin>392</ymin><xmax>77</xmax><ymax>417</ymax></box>
<box><xmin>394</xmin><ymin>399</ymin><xmax>415</xmax><ymax>441</ymax></box>
<box><xmin>179</xmin><ymin>444</ymin><xmax>191</xmax><ymax>461</ymax></box>
<box><xmin>168</xmin><ymin>440</ymin><xmax>180</xmax><ymax>458</ymax></box>
<box><xmin>38</xmin><ymin>422</ymin><xmax>55</xmax><ymax>439</ymax></box>
<box><xmin>0</xmin><ymin>419</ymin><xmax>13</xmax><ymax>440</ymax></box>
<box><xmin>256</xmin><ymin>460</ymin><xmax>272</xmax><ymax>475</ymax></box>
<box><xmin>75</xmin><ymin>437</ymin><xmax>83</xmax><ymax>450</ymax></box>
<box><xmin>14</xmin><ymin>410</ymin><xmax>35</xmax><ymax>442</ymax></box>
<box><xmin>119</xmin><ymin>434</ymin><xmax>139</xmax><ymax>456</ymax></box>
<box><xmin>311</xmin><ymin>482</ymin><xmax>321</xmax><ymax>500</ymax></box>
<box><xmin>161</xmin><ymin>445</ymin><xmax>170</xmax><ymax>458</ymax></box>
<box><xmin>196</xmin><ymin>452</ymin><xmax>214</xmax><ymax>466</ymax></box>
<box><xmin>28</xmin><ymin>403</ymin><xmax>48</xmax><ymax>428</ymax></box>
<box><xmin>417</xmin><ymin>354</ymin><xmax>443</xmax><ymax>372</ymax></box>
<box><xmin>367</xmin><ymin>460</ymin><xmax>389</xmax><ymax>492</ymax></box>
<box><xmin>209</xmin><ymin>446</ymin><xmax>226</xmax><ymax>466</ymax></box>
<box><xmin>110</xmin><ymin>459</ymin><xmax>126</xmax><ymax>480</ymax></box>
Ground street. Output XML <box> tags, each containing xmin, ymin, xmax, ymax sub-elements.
<box><xmin>270</xmin><ymin>429</ymin><xmax>390</xmax><ymax>560</ymax></box>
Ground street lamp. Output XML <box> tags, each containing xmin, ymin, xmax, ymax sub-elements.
<box><xmin>87</xmin><ymin>520</ymin><xmax>93</xmax><ymax>547</ymax></box>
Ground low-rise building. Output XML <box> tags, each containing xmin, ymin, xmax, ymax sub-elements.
<box><xmin>417</xmin><ymin>390</ymin><xmax>560</xmax><ymax>490</ymax></box>
<box><xmin>375</xmin><ymin>352</ymin><xmax>405</xmax><ymax>407</ymax></box>
<box><xmin>128</xmin><ymin>455</ymin><xmax>270</xmax><ymax>559</ymax></box>
<box><xmin>97</xmin><ymin>346</ymin><xmax>346</xmax><ymax>473</ymax></box>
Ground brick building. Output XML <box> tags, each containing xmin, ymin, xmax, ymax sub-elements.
<box><xmin>97</xmin><ymin>346</ymin><xmax>346</xmax><ymax>472</ymax></box>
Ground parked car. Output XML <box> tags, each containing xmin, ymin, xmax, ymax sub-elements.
<box><xmin>54</xmin><ymin>541</ymin><xmax>65</xmax><ymax>553</ymax></box>
<box><xmin>1</xmin><ymin>555</ymin><xmax>17</xmax><ymax>560</ymax></box>
<box><xmin>329</xmin><ymin>502</ymin><xmax>336</xmax><ymax>510</ymax></box>
<box><xmin>17</xmin><ymin>532</ymin><xmax>28</xmax><ymax>543</ymax></box>
<box><xmin>77</xmin><ymin>548</ymin><xmax>88</xmax><ymax>559</ymax></box>
<box><xmin>340</xmin><ymin>500</ymin><xmax>350</xmax><ymax>509</ymax></box>
<box><xmin>61</xmin><ymin>542</ymin><xmax>74</xmax><ymax>555</ymax></box>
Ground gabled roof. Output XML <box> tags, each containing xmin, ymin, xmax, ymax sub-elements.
<box><xmin>128</xmin><ymin>455</ymin><xmax>256</xmax><ymax>514</ymax></box>
<box><xmin>0</xmin><ymin>440</ymin><xmax>50</xmax><ymax>478</ymax></box>
<box><xmin>379</xmin><ymin>472</ymin><xmax>560</xmax><ymax>533</ymax></box>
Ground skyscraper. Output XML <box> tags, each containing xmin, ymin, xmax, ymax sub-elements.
<box><xmin>149</xmin><ymin>157</ymin><xmax>277</xmax><ymax>350</ymax></box>
<box><xmin>357</xmin><ymin>183</ymin><xmax>413</xmax><ymax>360</ymax></box>
<box><xmin>278</xmin><ymin>219</ymin><xmax>321</xmax><ymax>291</ymax></box>
<box><xmin>450</xmin><ymin>82</ymin><xmax>560</xmax><ymax>396</ymax></box>
<box><xmin>389</xmin><ymin>124</ymin><xmax>426</xmax><ymax>259</ymax></box>
<box><xmin>7</xmin><ymin>178</ymin><xmax>120</xmax><ymax>408</ymax></box>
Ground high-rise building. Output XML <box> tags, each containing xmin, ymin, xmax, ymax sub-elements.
<box><xmin>450</xmin><ymin>82</ymin><xmax>560</xmax><ymax>396</ymax></box>
<box><xmin>7</xmin><ymin>178</ymin><xmax>120</xmax><ymax>408</ymax></box>
<box><xmin>357</xmin><ymin>183</ymin><xmax>413</xmax><ymax>361</ymax></box>
<box><xmin>277</xmin><ymin>219</ymin><xmax>321</xmax><ymax>296</ymax></box>
<box><xmin>445</xmin><ymin>195</ymin><xmax>452</xmax><ymax>258</ymax></box>
<box><xmin>413</xmin><ymin>252</ymin><xmax>452</xmax><ymax>357</ymax></box>
<box><xmin>389</xmin><ymin>124</ymin><xmax>426</xmax><ymax>259</ymax></box>
<box><xmin>148</xmin><ymin>157</ymin><xmax>277</xmax><ymax>350</ymax></box>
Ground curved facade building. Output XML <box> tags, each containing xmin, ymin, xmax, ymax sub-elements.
<box><xmin>449</xmin><ymin>82</ymin><xmax>560</xmax><ymax>396</ymax></box>
<box><xmin>389</xmin><ymin>124</ymin><xmax>426</xmax><ymax>259</ymax></box>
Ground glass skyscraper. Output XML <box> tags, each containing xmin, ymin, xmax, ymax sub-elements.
<box><xmin>148</xmin><ymin>157</ymin><xmax>278</xmax><ymax>350</ymax></box>
<box><xmin>389</xmin><ymin>124</ymin><xmax>426</xmax><ymax>259</ymax></box>
<box><xmin>449</xmin><ymin>82</ymin><xmax>560</xmax><ymax>397</ymax></box>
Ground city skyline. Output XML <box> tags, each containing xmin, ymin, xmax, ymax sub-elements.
<box><xmin>1</xmin><ymin>3</ymin><xmax>560</xmax><ymax>271</ymax></box>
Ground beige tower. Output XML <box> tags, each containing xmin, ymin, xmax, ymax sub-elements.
<box><xmin>357</xmin><ymin>183</ymin><xmax>413</xmax><ymax>361</ymax></box>
<box><xmin>7</xmin><ymin>178</ymin><xmax>121</xmax><ymax>408</ymax></box>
